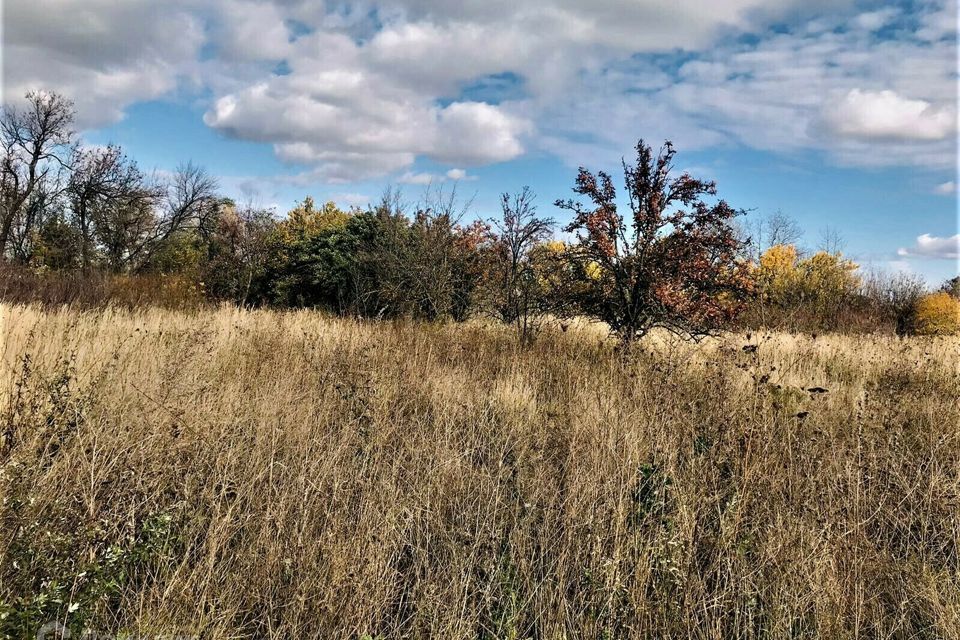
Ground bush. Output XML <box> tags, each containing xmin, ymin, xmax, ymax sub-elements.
<box><xmin>913</xmin><ymin>292</ymin><xmax>960</xmax><ymax>336</ymax></box>
<box><xmin>942</xmin><ymin>276</ymin><xmax>960</xmax><ymax>299</ymax></box>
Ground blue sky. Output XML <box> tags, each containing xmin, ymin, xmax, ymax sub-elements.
<box><xmin>4</xmin><ymin>0</ymin><xmax>958</xmax><ymax>283</ymax></box>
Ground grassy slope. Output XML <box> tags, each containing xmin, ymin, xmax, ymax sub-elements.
<box><xmin>1</xmin><ymin>304</ymin><xmax>958</xmax><ymax>638</ymax></box>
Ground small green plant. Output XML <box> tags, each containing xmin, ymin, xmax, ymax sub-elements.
<box><xmin>0</xmin><ymin>511</ymin><xmax>180</xmax><ymax>639</ymax></box>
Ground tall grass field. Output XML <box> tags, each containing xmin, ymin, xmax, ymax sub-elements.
<box><xmin>2</xmin><ymin>304</ymin><xmax>958</xmax><ymax>638</ymax></box>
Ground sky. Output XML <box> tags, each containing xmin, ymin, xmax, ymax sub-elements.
<box><xmin>3</xmin><ymin>0</ymin><xmax>958</xmax><ymax>284</ymax></box>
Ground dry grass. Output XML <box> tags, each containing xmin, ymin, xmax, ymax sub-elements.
<box><xmin>1</xmin><ymin>303</ymin><xmax>959</xmax><ymax>639</ymax></box>
<box><xmin>0</xmin><ymin>265</ymin><xmax>207</xmax><ymax>310</ymax></box>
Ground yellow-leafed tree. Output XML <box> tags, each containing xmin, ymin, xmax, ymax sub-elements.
<box><xmin>755</xmin><ymin>244</ymin><xmax>800</xmax><ymax>304</ymax></box>
<box><xmin>913</xmin><ymin>292</ymin><xmax>960</xmax><ymax>335</ymax></box>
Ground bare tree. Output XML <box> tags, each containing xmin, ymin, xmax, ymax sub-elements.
<box><xmin>68</xmin><ymin>145</ymin><xmax>147</xmax><ymax>268</ymax></box>
<box><xmin>164</xmin><ymin>162</ymin><xmax>220</xmax><ymax>246</ymax></box>
<box><xmin>76</xmin><ymin>161</ymin><xmax>217</xmax><ymax>272</ymax></box>
<box><xmin>488</xmin><ymin>187</ymin><xmax>555</xmax><ymax>342</ymax></box>
<box><xmin>817</xmin><ymin>225</ymin><xmax>846</xmax><ymax>255</ymax></box>
<box><xmin>119</xmin><ymin>163</ymin><xmax>218</xmax><ymax>272</ymax></box>
<box><xmin>861</xmin><ymin>268</ymin><xmax>926</xmax><ymax>335</ymax></box>
<box><xmin>91</xmin><ymin>181</ymin><xmax>162</xmax><ymax>272</ymax></box>
<box><xmin>745</xmin><ymin>209</ymin><xmax>804</xmax><ymax>260</ymax></box>
<box><xmin>0</xmin><ymin>91</ymin><xmax>76</xmax><ymax>259</ymax></box>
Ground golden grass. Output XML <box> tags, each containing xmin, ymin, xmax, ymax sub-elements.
<box><xmin>2</xmin><ymin>303</ymin><xmax>959</xmax><ymax>638</ymax></box>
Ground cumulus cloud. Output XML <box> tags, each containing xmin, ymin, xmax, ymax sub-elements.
<box><xmin>5</xmin><ymin>0</ymin><xmax>957</xmax><ymax>180</ymax></box>
<box><xmin>332</xmin><ymin>192</ymin><xmax>373</xmax><ymax>207</ymax></box>
<box><xmin>213</xmin><ymin>0</ymin><xmax>295</xmax><ymax>62</ymax></box>
<box><xmin>852</xmin><ymin>8</ymin><xmax>900</xmax><ymax>32</ymax></box>
<box><xmin>397</xmin><ymin>168</ymin><xmax>475</xmax><ymax>185</ymax></box>
<box><xmin>401</xmin><ymin>168</ymin><xmax>475</xmax><ymax>184</ymax></box>
<box><xmin>536</xmin><ymin>5</ymin><xmax>958</xmax><ymax>170</ymax></box>
<box><xmin>2</xmin><ymin>0</ymin><xmax>205</xmax><ymax>127</ymax></box>
<box><xmin>897</xmin><ymin>234</ymin><xmax>960</xmax><ymax>260</ymax></box>
<box><xmin>819</xmin><ymin>89</ymin><xmax>956</xmax><ymax>142</ymax></box>
<box><xmin>199</xmin><ymin>22</ymin><xmax>532</xmax><ymax>181</ymax></box>
<box><xmin>397</xmin><ymin>171</ymin><xmax>438</xmax><ymax>186</ymax></box>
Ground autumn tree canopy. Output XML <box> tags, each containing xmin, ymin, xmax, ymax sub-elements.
<box><xmin>556</xmin><ymin>139</ymin><xmax>752</xmax><ymax>342</ymax></box>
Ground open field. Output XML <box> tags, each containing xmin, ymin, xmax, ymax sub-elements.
<box><xmin>1</xmin><ymin>304</ymin><xmax>959</xmax><ymax>639</ymax></box>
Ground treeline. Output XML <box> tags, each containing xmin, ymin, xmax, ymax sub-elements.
<box><xmin>2</xmin><ymin>91</ymin><xmax>958</xmax><ymax>339</ymax></box>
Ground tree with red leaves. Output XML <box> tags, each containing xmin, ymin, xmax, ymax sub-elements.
<box><xmin>556</xmin><ymin>139</ymin><xmax>753</xmax><ymax>342</ymax></box>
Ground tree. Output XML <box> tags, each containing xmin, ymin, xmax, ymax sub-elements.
<box><xmin>90</xmin><ymin>181</ymin><xmax>161</xmax><ymax>272</ymax></box>
<box><xmin>261</xmin><ymin>187</ymin><xmax>488</xmax><ymax>320</ymax></box>
<box><xmin>796</xmin><ymin>251</ymin><xmax>859</xmax><ymax>310</ymax></box>
<box><xmin>157</xmin><ymin>163</ymin><xmax>220</xmax><ymax>254</ymax></box>
<box><xmin>387</xmin><ymin>185</ymin><xmax>479</xmax><ymax>321</ymax></box>
<box><xmin>0</xmin><ymin>91</ymin><xmax>76</xmax><ymax>259</ymax></box>
<box><xmin>752</xmin><ymin>243</ymin><xmax>864</xmax><ymax>330</ymax></box>
<box><xmin>68</xmin><ymin>145</ymin><xmax>148</xmax><ymax>268</ymax></box>
<box><xmin>913</xmin><ymin>292</ymin><xmax>960</xmax><ymax>336</ymax></box>
<box><xmin>861</xmin><ymin>269</ymin><xmax>925</xmax><ymax>335</ymax></box>
<box><xmin>941</xmin><ymin>275</ymin><xmax>960</xmax><ymax>299</ymax></box>
<box><xmin>486</xmin><ymin>187</ymin><xmax>555</xmax><ymax>343</ymax></box>
<box><xmin>259</xmin><ymin>198</ymin><xmax>359</xmax><ymax>310</ymax></box>
<box><xmin>284</xmin><ymin>196</ymin><xmax>349</xmax><ymax>237</ymax></box>
<box><xmin>556</xmin><ymin>139</ymin><xmax>752</xmax><ymax>342</ymax></box>
<box><xmin>113</xmin><ymin>163</ymin><xmax>217</xmax><ymax>273</ymax></box>
<box><xmin>201</xmin><ymin>200</ymin><xmax>277</xmax><ymax>305</ymax></box>
<box><xmin>816</xmin><ymin>225</ymin><xmax>846</xmax><ymax>255</ymax></box>
<box><xmin>32</xmin><ymin>212</ymin><xmax>82</xmax><ymax>270</ymax></box>
<box><xmin>744</xmin><ymin>209</ymin><xmax>804</xmax><ymax>261</ymax></box>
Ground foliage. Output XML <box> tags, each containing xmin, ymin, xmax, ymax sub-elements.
<box><xmin>556</xmin><ymin>139</ymin><xmax>753</xmax><ymax>342</ymax></box>
<box><xmin>199</xmin><ymin>201</ymin><xmax>277</xmax><ymax>305</ymax></box>
<box><xmin>31</xmin><ymin>215</ymin><xmax>83</xmax><ymax>271</ymax></box>
<box><xmin>2</xmin><ymin>91</ymin><xmax>952</xmax><ymax>340</ymax></box>
<box><xmin>796</xmin><ymin>251</ymin><xmax>860</xmax><ymax>310</ymax></box>
<box><xmin>750</xmin><ymin>244</ymin><xmax>869</xmax><ymax>331</ymax></box>
<box><xmin>754</xmin><ymin>244</ymin><xmax>800</xmax><ymax>304</ymax></box>
<box><xmin>258</xmin><ymin>200</ymin><xmax>395</xmax><ymax>312</ymax></box>
<box><xmin>859</xmin><ymin>269</ymin><xmax>926</xmax><ymax>335</ymax></box>
<box><xmin>913</xmin><ymin>292</ymin><xmax>960</xmax><ymax>336</ymax></box>
<box><xmin>2</xmin><ymin>93</ymin><xmax>220</xmax><ymax>274</ymax></box>
<box><xmin>251</xmin><ymin>191</ymin><xmax>486</xmax><ymax>321</ymax></box>
<box><xmin>755</xmin><ymin>245</ymin><xmax>860</xmax><ymax>308</ymax></box>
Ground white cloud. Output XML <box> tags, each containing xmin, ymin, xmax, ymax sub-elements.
<box><xmin>887</xmin><ymin>259</ymin><xmax>913</xmax><ymax>274</ymax></box>
<box><xmin>332</xmin><ymin>192</ymin><xmax>373</xmax><ymax>207</ymax></box>
<box><xmin>5</xmin><ymin>0</ymin><xmax>957</xmax><ymax>180</ymax></box>
<box><xmin>535</xmin><ymin>6</ymin><xmax>958</xmax><ymax>170</ymax></box>
<box><xmin>214</xmin><ymin>0</ymin><xmax>295</xmax><ymax>62</ymax></box>
<box><xmin>2</xmin><ymin>0</ymin><xmax>205</xmax><ymax>127</ymax></box>
<box><xmin>398</xmin><ymin>171</ymin><xmax>438</xmax><ymax>185</ymax></box>
<box><xmin>200</xmin><ymin>24</ymin><xmax>532</xmax><ymax>181</ymax></box>
<box><xmin>852</xmin><ymin>8</ymin><xmax>899</xmax><ymax>32</ymax></box>
<box><xmin>898</xmin><ymin>234</ymin><xmax>960</xmax><ymax>260</ymax></box>
<box><xmin>934</xmin><ymin>181</ymin><xmax>957</xmax><ymax>195</ymax></box>
<box><xmin>819</xmin><ymin>89</ymin><xmax>956</xmax><ymax>142</ymax></box>
<box><xmin>917</xmin><ymin>4</ymin><xmax>958</xmax><ymax>42</ymax></box>
<box><xmin>397</xmin><ymin>168</ymin><xmax>475</xmax><ymax>185</ymax></box>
